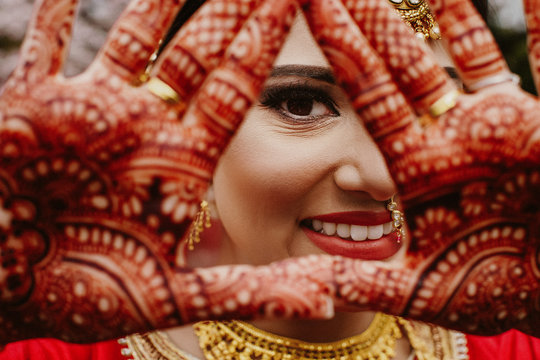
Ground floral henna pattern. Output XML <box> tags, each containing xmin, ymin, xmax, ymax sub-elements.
<box><xmin>173</xmin><ymin>256</ymin><xmax>335</xmax><ymax>323</ymax></box>
<box><xmin>152</xmin><ymin>0</ymin><xmax>262</xmax><ymax>103</ymax></box>
<box><xmin>302</xmin><ymin>0</ymin><xmax>414</xmax><ymax>141</ymax></box>
<box><xmin>305</xmin><ymin>0</ymin><xmax>540</xmax><ymax>336</ymax></box>
<box><xmin>0</xmin><ymin>0</ymin><xmax>335</xmax><ymax>344</ymax></box>
<box><xmin>341</xmin><ymin>0</ymin><xmax>456</xmax><ymax>113</ymax></box>
<box><xmin>93</xmin><ymin>0</ymin><xmax>186</xmax><ymax>82</ymax></box>
<box><xmin>427</xmin><ymin>0</ymin><xmax>510</xmax><ymax>89</ymax></box>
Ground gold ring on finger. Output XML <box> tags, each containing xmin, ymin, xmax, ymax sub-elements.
<box><xmin>428</xmin><ymin>89</ymin><xmax>461</xmax><ymax>117</ymax></box>
<box><xmin>147</xmin><ymin>77</ymin><xmax>181</xmax><ymax>105</ymax></box>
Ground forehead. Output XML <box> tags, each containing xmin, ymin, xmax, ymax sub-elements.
<box><xmin>273</xmin><ymin>13</ymin><xmax>331</xmax><ymax>68</ymax></box>
<box><xmin>272</xmin><ymin>12</ymin><xmax>455</xmax><ymax>72</ymax></box>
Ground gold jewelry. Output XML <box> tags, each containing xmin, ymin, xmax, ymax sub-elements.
<box><xmin>428</xmin><ymin>89</ymin><xmax>461</xmax><ymax>117</ymax></box>
<box><xmin>139</xmin><ymin>47</ymin><xmax>160</xmax><ymax>84</ymax></box>
<box><xmin>387</xmin><ymin>195</ymin><xmax>405</xmax><ymax>243</ymax></box>
<box><xmin>187</xmin><ymin>200</ymin><xmax>211</xmax><ymax>250</ymax></box>
<box><xmin>147</xmin><ymin>77</ymin><xmax>182</xmax><ymax>104</ymax></box>
<box><xmin>388</xmin><ymin>0</ymin><xmax>441</xmax><ymax>40</ymax></box>
<box><xmin>119</xmin><ymin>332</ymin><xmax>195</xmax><ymax>360</ymax></box>
<box><xmin>194</xmin><ymin>313</ymin><xmax>403</xmax><ymax>360</ymax></box>
<box><xmin>120</xmin><ymin>318</ymin><xmax>469</xmax><ymax>360</ymax></box>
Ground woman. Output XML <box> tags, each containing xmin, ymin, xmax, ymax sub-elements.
<box><xmin>106</xmin><ymin>1</ymin><xmax>540</xmax><ymax>358</ymax></box>
<box><xmin>0</xmin><ymin>0</ymin><xmax>539</xmax><ymax>358</ymax></box>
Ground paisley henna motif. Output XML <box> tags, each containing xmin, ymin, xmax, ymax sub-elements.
<box><xmin>0</xmin><ymin>0</ymin><xmax>335</xmax><ymax>344</ymax></box>
<box><xmin>305</xmin><ymin>0</ymin><xmax>539</xmax><ymax>336</ymax></box>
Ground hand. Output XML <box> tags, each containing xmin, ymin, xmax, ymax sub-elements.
<box><xmin>0</xmin><ymin>0</ymin><xmax>332</xmax><ymax>343</ymax></box>
<box><xmin>304</xmin><ymin>0</ymin><xmax>539</xmax><ymax>336</ymax></box>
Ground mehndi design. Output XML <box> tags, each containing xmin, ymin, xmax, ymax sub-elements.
<box><xmin>0</xmin><ymin>0</ymin><xmax>332</xmax><ymax>344</ymax></box>
<box><xmin>1</xmin><ymin>0</ymin><xmax>539</xmax><ymax>345</ymax></box>
<box><xmin>304</xmin><ymin>0</ymin><xmax>539</xmax><ymax>336</ymax></box>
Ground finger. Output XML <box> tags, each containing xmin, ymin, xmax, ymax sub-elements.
<box><xmin>303</xmin><ymin>0</ymin><xmax>416</xmax><ymax>143</ymax></box>
<box><xmin>334</xmin><ymin>247</ymin><xmax>538</xmax><ymax>335</ymax></box>
<box><xmin>179</xmin><ymin>0</ymin><xmax>298</xmax><ymax>159</ymax></box>
<box><xmin>92</xmin><ymin>0</ymin><xmax>185</xmax><ymax>82</ymax></box>
<box><xmin>339</xmin><ymin>0</ymin><xmax>457</xmax><ymax>115</ymax></box>
<box><xmin>331</xmin><ymin>257</ymin><xmax>414</xmax><ymax>316</ymax></box>
<box><xmin>150</xmin><ymin>0</ymin><xmax>262</xmax><ymax>106</ymax></box>
<box><xmin>426</xmin><ymin>0</ymin><xmax>513</xmax><ymax>91</ymax></box>
<box><xmin>524</xmin><ymin>0</ymin><xmax>540</xmax><ymax>93</ymax></box>
<box><xmin>173</xmin><ymin>256</ymin><xmax>334</xmax><ymax>323</ymax></box>
<box><xmin>15</xmin><ymin>0</ymin><xmax>78</xmax><ymax>81</ymax></box>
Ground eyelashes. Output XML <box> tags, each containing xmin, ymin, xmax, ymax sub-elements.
<box><xmin>258</xmin><ymin>83</ymin><xmax>341</xmax><ymax>124</ymax></box>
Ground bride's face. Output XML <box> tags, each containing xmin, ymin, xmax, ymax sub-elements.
<box><xmin>209</xmin><ymin>13</ymin><xmax>452</xmax><ymax>265</ymax></box>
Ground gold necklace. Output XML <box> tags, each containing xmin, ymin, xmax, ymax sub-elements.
<box><xmin>121</xmin><ymin>315</ymin><xmax>469</xmax><ymax>360</ymax></box>
<box><xmin>193</xmin><ymin>313</ymin><xmax>402</xmax><ymax>360</ymax></box>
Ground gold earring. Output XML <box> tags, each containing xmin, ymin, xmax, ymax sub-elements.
<box><xmin>387</xmin><ymin>195</ymin><xmax>405</xmax><ymax>243</ymax></box>
<box><xmin>187</xmin><ymin>200</ymin><xmax>212</xmax><ymax>250</ymax></box>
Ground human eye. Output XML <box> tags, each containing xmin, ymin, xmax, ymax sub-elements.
<box><xmin>259</xmin><ymin>84</ymin><xmax>340</xmax><ymax>123</ymax></box>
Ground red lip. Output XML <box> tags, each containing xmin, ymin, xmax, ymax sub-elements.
<box><xmin>312</xmin><ymin>211</ymin><xmax>391</xmax><ymax>226</ymax></box>
<box><xmin>302</xmin><ymin>227</ymin><xmax>401</xmax><ymax>260</ymax></box>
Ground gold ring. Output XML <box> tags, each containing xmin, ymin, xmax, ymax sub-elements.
<box><xmin>428</xmin><ymin>89</ymin><xmax>461</xmax><ymax>117</ymax></box>
<box><xmin>147</xmin><ymin>77</ymin><xmax>181</xmax><ymax>104</ymax></box>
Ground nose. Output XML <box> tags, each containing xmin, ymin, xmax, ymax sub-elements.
<box><xmin>333</xmin><ymin>138</ymin><xmax>397</xmax><ymax>202</ymax></box>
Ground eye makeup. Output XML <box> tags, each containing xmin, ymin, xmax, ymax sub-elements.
<box><xmin>259</xmin><ymin>82</ymin><xmax>340</xmax><ymax>123</ymax></box>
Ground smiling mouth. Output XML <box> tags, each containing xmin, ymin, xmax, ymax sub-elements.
<box><xmin>301</xmin><ymin>218</ymin><xmax>402</xmax><ymax>260</ymax></box>
<box><xmin>308</xmin><ymin>219</ymin><xmax>394</xmax><ymax>242</ymax></box>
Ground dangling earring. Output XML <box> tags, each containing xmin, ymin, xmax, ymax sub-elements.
<box><xmin>387</xmin><ymin>195</ymin><xmax>405</xmax><ymax>243</ymax></box>
<box><xmin>187</xmin><ymin>200</ymin><xmax>212</xmax><ymax>250</ymax></box>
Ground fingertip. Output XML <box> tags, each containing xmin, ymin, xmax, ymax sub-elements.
<box><xmin>19</xmin><ymin>0</ymin><xmax>79</xmax><ymax>79</ymax></box>
<box><xmin>95</xmin><ymin>0</ymin><xmax>185</xmax><ymax>81</ymax></box>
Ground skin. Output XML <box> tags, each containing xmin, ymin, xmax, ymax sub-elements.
<box><xmin>0</xmin><ymin>0</ymin><xmax>539</xmax><ymax>346</ymax></box>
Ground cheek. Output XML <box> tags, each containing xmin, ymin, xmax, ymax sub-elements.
<box><xmin>213</xmin><ymin>130</ymin><xmax>318</xmax><ymax>217</ymax></box>
<box><xmin>211</xmin><ymin>122</ymin><xmax>327</xmax><ymax>254</ymax></box>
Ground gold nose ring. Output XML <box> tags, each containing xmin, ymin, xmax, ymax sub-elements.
<box><xmin>387</xmin><ymin>195</ymin><xmax>405</xmax><ymax>243</ymax></box>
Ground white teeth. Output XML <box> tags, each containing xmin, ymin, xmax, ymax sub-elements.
<box><xmin>367</xmin><ymin>224</ymin><xmax>384</xmax><ymax>239</ymax></box>
<box><xmin>312</xmin><ymin>220</ymin><xmax>394</xmax><ymax>241</ymax></box>
<box><xmin>383</xmin><ymin>221</ymin><xmax>393</xmax><ymax>235</ymax></box>
<box><xmin>312</xmin><ymin>219</ymin><xmax>323</xmax><ymax>231</ymax></box>
<box><xmin>336</xmin><ymin>224</ymin><xmax>350</xmax><ymax>238</ymax></box>
<box><xmin>322</xmin><ymin>222</ymin><xmax>336</xmax><ymax>236</ymax></box>
<box><xmin>350</xmin><ymin>225</ymin><xmax>368</xmax><ymax>241</ymax></box>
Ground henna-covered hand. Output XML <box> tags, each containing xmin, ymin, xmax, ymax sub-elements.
<box><xmin>0</xmin><ymin>0</ymin><xmax>333</xmax><ymax>344</ymax></box>
<box><xmin>304</xmin><ymin>0</ymin><xmax>539</xmax><ymax>336</ymax></box>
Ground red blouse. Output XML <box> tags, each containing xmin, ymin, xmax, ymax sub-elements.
<box><xmin>1</xmin><ymin>330</ymin><xmax>539</xmax><ymax>359</ymax></box>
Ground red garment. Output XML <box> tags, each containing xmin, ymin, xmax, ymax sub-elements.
<box><xmin>467</xmin><ymin>330</ymin><xmax>540</xmax><ymax>360</ymax></box>
<box><xmin>0</xmin><ymin>338</ymin><xmax>123</xmax><ymax>360</ymax></box>
<box><xmin>1</xmin><ymin>330</ymin><xmax>539</xmax><ymax>359</ymax></box>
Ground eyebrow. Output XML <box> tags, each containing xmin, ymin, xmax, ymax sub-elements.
<box><xmin>270</xmin><ymin>65</ymin><xmax>336</xmax><ymax>84</ymax></box>
<box><xmin>269</xmin><ymin>64</ymin><xmax>460</xmax><ymax>84</ymax></box>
